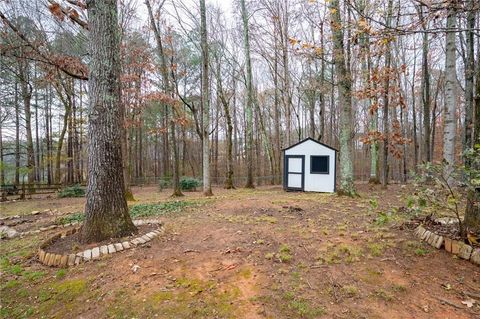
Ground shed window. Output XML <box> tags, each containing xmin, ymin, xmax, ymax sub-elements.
<box><xmin>310</xmin><ymin>156</ymin><xmax>329</xmax><ymax>174</ymax></box>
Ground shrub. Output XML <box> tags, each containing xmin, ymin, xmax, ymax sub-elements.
<box><xmin>58</xmin><ymin>184</ymin><xmax>85</xmax><ymax>198</ymax></box>
<box><xmin>158</xmin><ymin>178</ymin><xmax>171</xmax><ymax>191</ymax></box>
<box><xmin>179</xmin><ymin>177</ymin><xmax>201</xmax><ymax>191</ymax></box>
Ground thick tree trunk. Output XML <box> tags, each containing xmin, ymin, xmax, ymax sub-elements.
<box><xmin>241</xmin><ymin>0</ymin><xmax>255</xmax><ymax>189</ymax></box>
<box><xmin>200</xmin><ymin>0</ymin><xmax>212</xmax><ymax>196</ymax></box>
<box><xmin>329</xmin><ymin>0</ymin><xmax>356</xmax><ymax>196</ymax></box>
<box><xmin>80</xmin><ymin>0</ymin><xmax>136</xmax><ymax>244</ymax></box>
<box><xmin>443</xmin><ymin>10</ymin><xmax>457</xmax><ymax>184</ymax></box>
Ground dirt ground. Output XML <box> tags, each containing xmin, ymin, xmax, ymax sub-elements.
<box><xmin>1</xmin><ymin>184</ymin><xmax>479</xmax><ymax>319</ymax></box>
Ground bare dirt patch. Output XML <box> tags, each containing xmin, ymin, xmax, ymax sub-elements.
<box><xmin>1</xmin><ymin>184</ymin><xmax>479</xmax><ymax>318</ymax></box>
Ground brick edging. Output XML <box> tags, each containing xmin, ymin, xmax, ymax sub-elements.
<box><xmin>414</xmin><ymin>225</ymin><xmax>479</xmax><ymax>266</ymax></box>
<box><xmin>37</xmin><ymin>220</ymin><xmax>163</xmax><ymax>267</ymax></box>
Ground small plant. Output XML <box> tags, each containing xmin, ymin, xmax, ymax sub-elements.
<box><xmin>374</xmin><ymin>289</ymin><xmax>394</xmax><ymax>301</ymax></box>
<box><xmin>179</xmin><ymin>177</ymin><xmax>201</xmax><ymax>191</ymax></box>
<box><xmin>158</xmin><ymin>178</ymin><xmax>171</xmax><ymax>191</ymax></box>
<box><xmin>414</xmin><ymin>248</ymin><xmax>429</xmax><ymax>256</ymax></box>
<box><xmin>58</xmin><ymin>184</ymin><xmax>85</xmax><ymax>198</ymax></box>
<box><xmin>391</xmin><ymin>283</ymin><xmax>407</xmax><ymax>293</ymax></box>
<box><xmin>341</xmin><ymin>285</ymin><xmax>359</xmax><ymax>297</ymax></box>
<box><xmin>369</xmin><ymin>198</ymin><xmax>378</xmax><ymax>210</ymax></box>
<box><xmin>374</xmin><ymin>211</ymin><xmax>392</xmax><ymax>225</ymax></box>
<box><xmin>283</xmin><ymin>291</ymin><xmax>326</xmax><ymax>318</ymax></box>
<box><xmin>368</xmin><ymin>242</ymin><xmax>385</xmax><ymax>257</ymax></box>
<box><xmin>278</xmin><ymin>244</ymin><xmax>293</xmax><ymax>263</ymax></box>
<box><xmin>56</xmin><ymin>212</ymin><xmax>84</xmax><ymax>224</ymax></box>
<box><xmin>55</xmin><ymin>269</ymin><xmax>67</xmax><ymax>279</ymax></box>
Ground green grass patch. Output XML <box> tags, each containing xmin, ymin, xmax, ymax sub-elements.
<box><xmin>54</xmin><ymin>200</ymin><xmax>196</xmax><ymax>224</ymax></box>
<box><xmin>129</xmin><ymin>201</ymin><xmax>195</xmax><ymax>218</ymax></box>
<box><xmin>283</xmin><ymin>291</ymin><xmax>326</xmax><ymax>318</ymax></box>
<box><xmin>58</xmin><ymin>184</ymin><xmax>85</xmax><ymax>198</ymax></box>
<box><xmin>374</xmin><ymin>289</ymin><xmax>394</xmax><ymax>302</ymax></box>
<box><xmin>367</xmin><ymin>242</ymin><xmax>386</xmax><ymax>257</ymax></box>
<box><xmin>403</xmin><ymin>240</ymin><xmax>430</xmax><ymax>256</ymax></box>
<box><xmin>341</xmin><ymin>285</ymin><xmax>359</xmax><ymax>298</ymax></box>
<box><xmin>56</xmin><ymin>212</ymin><xmax>84</xmax><ymax>225</ymax></box>
<box><xmin>278</xmin><ymin>244</ymin><xmax>293</xmax><ymax>263</ymax></box>
<box><xmin>317</xmin><ymin>243</ymin><xmax>363</xmax><ymax>264</ymax></box>
<box><xmin>55</xmin><ymin>269</ymin><xmax>67</xmax><ymax>279</ymax></box>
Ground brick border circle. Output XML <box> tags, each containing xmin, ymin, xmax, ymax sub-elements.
<box><xmin>37</xmin><ymin>219</ymin><xmax>163</xmax><ymax>267</ymax></box>
<box><xmin>414</xmin><ymin>224</ymin><xmax>479</xmax><ymax>266</ymax></box>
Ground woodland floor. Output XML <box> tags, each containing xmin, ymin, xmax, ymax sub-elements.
<box><xmin>1</xmin><ymin>184</ymin><xmax>479</xmax><ymax>319</ymax></box>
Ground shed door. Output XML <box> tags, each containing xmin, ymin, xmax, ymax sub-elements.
<box><xmin>285</xmin><ymin>155</ymin><xmax>304</xmax><ymax>191</ymax></box>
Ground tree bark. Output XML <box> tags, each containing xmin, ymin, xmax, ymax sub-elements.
<box><xmin>443</xmin><ymin>8</ymin><xmax>457</xmax><ymax>183</ymax></box>
<box><xmin>18</xmin><ymin>61</ymin><xmax>35</xmax><ymax>189</ymax></box>
<box><xmin>418</xmin><ymin>6</ymin><xmax>431</xmax><ymax>162</ymax></box>
<box><xmin>329</xmin><ymin>0</ymin><xmax>356</xmax><ymax>196</ymax></box>
<box><xmin>464</xmin><ymin>12</ymin><xmax>480</xmax><ymax>234</ymax></box>
<box><xmin>463</xmin><ymin>0</ymin><xmax>475</xmax><ymax>157</ymax></box>
<box><xmin>14</xmin><ymin>82</ymin><xmax>20</xmax><ymax>186</ymax></box>
<box><xmin>80</xmin><ymin>0</ymin><xmax>136</xmax><ymax>244</ymax></box>
<box><xmin>200</xmin><ymin>0</ymin><xmax>212</xmax><ymax>196</ymax></box>
<box><xmin>240</xmin><ymin>0</ymin><xmax>255</xmax><ymax>189</ymax></box>
<box><xmin>381</xmin><ymin>0</ymin><xmax>393</xmax><ymax>188</ymax></box>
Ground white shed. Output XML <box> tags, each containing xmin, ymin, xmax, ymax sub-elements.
<box><xmin>282</xmin><ymin>138</ymin><xmax>337</xmax><ymax>193</ymax></box>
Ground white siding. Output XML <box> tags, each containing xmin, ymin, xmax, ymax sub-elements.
<box><xmin>284</xmin><ymin>139</ymin><xmax>336</xmax><ymax>193</ymax></box>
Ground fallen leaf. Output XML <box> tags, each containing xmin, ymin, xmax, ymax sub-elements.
<box><xmin>461</xmin><ymin>298</ymin><xmax>475</xmax><ymax>308</ymax></box>
<box><xmin>441</xmin><ymin>283</ymin><xmax>452</xmax><ymax>290</ymax></box>
<box><xmin>132</xmin><ymin>264</ymin><xmax>140</xmax><ymax>273</ymax></box>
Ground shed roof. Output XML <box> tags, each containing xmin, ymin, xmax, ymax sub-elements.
<box><xmin>282</xmin><ymin>137</ymin><xmax>338</xmax><ymax>152</ymax></box>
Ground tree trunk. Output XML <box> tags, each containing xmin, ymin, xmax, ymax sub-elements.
<box><xmin>14</xmin><ymin>82</ymin><xmax>20</xmax><ymax>186</ymax></box>
<box><xmin>215</xmin><ymin>57</ymin><xmax>235</xmax><ymax>189</ymax></box>
<box><xmin>464</xmin><ymin>16</ymin><xmax>480</xmax><ymax>234</ymax></box>
<box><xmin>443</xmin><ymin>8</ymin><xmax>457</xmax><ymax>183</ymax></box>
<box><xmin>19</xmin><ymin>61</ymin><xmax>35</xmax><ymax>189</ymax></box>
<box><xmin>240</xmin><ymin>0</ymin><xmax>255</xmax><ymax>189</ymax></box>
<box><xmin>381</xmin><ymin>0</ymin><xmax>393</xmax><ymax>188</ymax></box>
<box><xmin>329</xmin><ymin>0</ymin><xmax>356</xmax><ymax>196</ymax></box>
<box><xmin>318</xmin><ymin>22</ymin><xmax>326</xmax><ymax>142</ymax></box>
<box><xmin>463</xmin><ymin>0</ymin><xmax>475</xmax><ymax>158</ymax></box>
<box><xmin>411</xmin><ymin>57</ymin><xmax>419</xmax><ymax>172</ymax></box>
<box><xmin>200</xmin><ymin>0</ymin><xmax>212</xmax><ymax>196</ymax></box>
<box><xmin>273</xmin><ymin>23</ymin><xmax>282</xmax><ymax>184</ymax></box>
<box><xmin>54</xmin><ymin>85</ymin><xmax>71</xmax><ymax>185</ymax></box>
<box><xmin>80</xmin><ymin>0</ymin><xmax>136</xmax><ymax>244</ymax></box>
<box><xmin>418</xmin><ymin>6</ymin><xmax>431</xmax><ymax>162</ymax></box>
<box><xmin>0</xmin><ymin>105</ymin><xmax>4</xmax><ymax>187</ymax></box>
<box><xmin>145</xmin><ymin>0</ymin><xmax>183</xmax><ymax>197</ymax></box>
